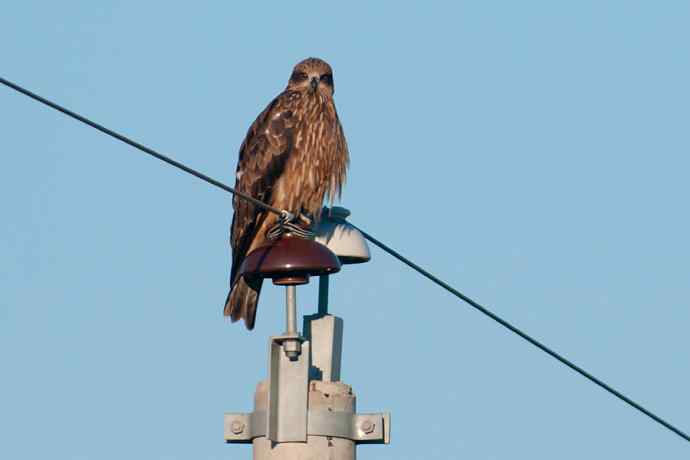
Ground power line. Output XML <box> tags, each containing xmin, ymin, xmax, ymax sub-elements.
<box><xmin>354</xmin><ymin>225</ymin><xmax>690</xmax><ymax>443</ymax></box>
<box><xmin>2</xmin><ymin>76</ymin><xmax>688</xmax><ymax>444</ymax></box>
<box><xmin>0</xmin><ymin>77</ymin><xmax>284</xmax><ymax>217</ymax></box>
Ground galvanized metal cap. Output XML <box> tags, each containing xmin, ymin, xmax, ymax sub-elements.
<box><xmin>315</xmin><ymin>207</ymin><xmax>371</xmax><ymax>265</ymax></box>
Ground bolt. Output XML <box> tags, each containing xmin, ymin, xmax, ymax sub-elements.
<box><xmin>230</xmin><ymin>420</ymin><xmax>245</xmax><ymax>435</ymax></box>
<box><xmin>284</xmin><ymin>339</ymin><xmax>301</xmax><ymax>360</ymax></box>
<box><xmin>361</xmin><ymin>420</ymin><xmax>375</xmax><ymax>434</ymax></box>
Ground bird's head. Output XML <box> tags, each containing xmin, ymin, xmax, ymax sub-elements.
<box><xmin>287</xmin><ymin>57</ymin><xmax>334</xmax><ymax>97</ymax></box>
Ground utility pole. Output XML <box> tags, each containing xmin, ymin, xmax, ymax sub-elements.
<box><xmin>225</xmin><ymin>208</ymin><xmax>390</xmax><ymax>459</ymax></box>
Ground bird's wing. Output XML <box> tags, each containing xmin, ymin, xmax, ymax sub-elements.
<box><xmin>230</xmin><ymin>91</ymin><xmax>298</xmax><ymax>286</ymax></box>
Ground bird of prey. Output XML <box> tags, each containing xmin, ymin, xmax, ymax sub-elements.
<box><xmin>223</xmin><ymin>57</ymin><xmax>349</xmax><ymax>330</ymax></box>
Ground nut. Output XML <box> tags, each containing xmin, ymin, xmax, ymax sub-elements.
<box><xmin>361</xmin><ymin>420</ymin><xmax>375</xmax><ymax>434</ymax></box>
<box><xmin>230</xmin><ymin>420</ymin><xmax>245</xmax><ymax>435</ymax></box>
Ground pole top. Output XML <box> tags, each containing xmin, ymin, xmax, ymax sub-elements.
<box><xmin>239</xmin><ymin>233</ymin><xmax>341</xmax><ymax>286</ymax></box>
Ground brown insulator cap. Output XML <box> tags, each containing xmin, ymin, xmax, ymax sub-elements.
<box><xmin>239</xmin><ymin>234</ymin><xmax>341</xmax><ymax>286</ymax></box>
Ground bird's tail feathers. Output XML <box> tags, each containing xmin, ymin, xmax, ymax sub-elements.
<box><xmin>224</xmin><ymin>276</ymin><xmax>262</xmax><ymax>330</ymax></box>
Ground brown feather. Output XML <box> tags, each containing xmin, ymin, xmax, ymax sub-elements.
<box><xmin>224</xmin><ymin>58</ymin><xmax>349</xmax><ymax>329</ymax></box>
<box><xmin>224</xmin><ymin>276</ymin><xmax>262</xmax><ymax>330</ymax></box>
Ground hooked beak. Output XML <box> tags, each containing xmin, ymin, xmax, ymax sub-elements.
<box><xmin>310</xmin><ymin>77</ymin><xmax>318</xmax><ymax>92</ymax></box>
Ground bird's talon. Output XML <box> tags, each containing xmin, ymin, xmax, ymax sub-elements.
<box><xmin>297</xmin><ymin>213</ymin><xmax>313</xmax><ymax>227</ymax></box>
<box><xmin>279</xmin><ymin>210</ymin><xmax>295</xmax><ymax>223</ymax></box>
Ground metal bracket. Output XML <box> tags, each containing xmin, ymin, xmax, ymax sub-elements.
<box><xmin>267</xmin><ymin>335</ymin><xmax>310</xmax><ymax>442</ymax></box>
<box><xmin>225</xmin><ymin>410</ymin><xmax>390</xmax><ymax>444</ymax></box>
<box><xmin>224</xmin><ymin>310</ymin><xmax>392</xmax><ymax>450</ymax></box>
<box><xmin>303</xmin><ymin>313</ymin><xmax>343</xmax><ymax>382</ymax></box>
<box><xmin>223</xmin><ymin>411</ymin><xmax>265</xmax><ymax>444</ymax></box>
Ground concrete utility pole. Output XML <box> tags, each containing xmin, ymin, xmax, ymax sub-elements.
<box><xmin>225</xmin><ymin>208</ymin><xmax>389</xmax><ymax>459</ymax></box>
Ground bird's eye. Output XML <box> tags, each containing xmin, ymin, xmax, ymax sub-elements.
<box><xmin>320</xmin><ymin>74</ymin><xmax>333</xmax><ymax>85</ymax></box>
<box><xmin>291</xmin><ymin>71</ymin><xmax>308</xmax><ymax>82</ymax></box>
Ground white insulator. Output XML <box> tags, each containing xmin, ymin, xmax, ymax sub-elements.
<box><xmin>314</xmin><ymin>207</ymin><xmax>371</xmax><ymax>265</ymax></box>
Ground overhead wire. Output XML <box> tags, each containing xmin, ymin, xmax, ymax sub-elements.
<box><xmin>0</xmin><ymin>77</ymin><xmax>284</xmax><ymax>217</ymax></box>
<box><xmin>1</xmin><ymin>76</ymin><xmax>688</xmax><ymax>444</ymax></box>
<box><xmin>353</xmin><ymin>225</ymin><xmax>690</xmax><ymax>443</ymax></box>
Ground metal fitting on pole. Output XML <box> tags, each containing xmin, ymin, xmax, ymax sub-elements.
<box><xmin>225</xmin><ymin>209</ymin><xmax>388</xmax><ymax>459</ymax></box>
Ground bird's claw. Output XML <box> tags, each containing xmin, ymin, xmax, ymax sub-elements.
<box><xmin>297</xmin><ymin>213</ymin><xmax>312</xmax><ymax>227</ymax></box>
<box><xmin>279</xmin><ymin>210</ymin><xmax>295</xmax><ymax>224</ymax></box>
<box><xmin>279</xmin><ymin>210</ymin><xmax>312</xmax><ymax>228</ymax></box>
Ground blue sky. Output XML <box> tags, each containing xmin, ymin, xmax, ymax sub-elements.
<box><xmin>1</xmin><ymin>1</ymin><xmax>689</xmax><ymax>459</ymax></box>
